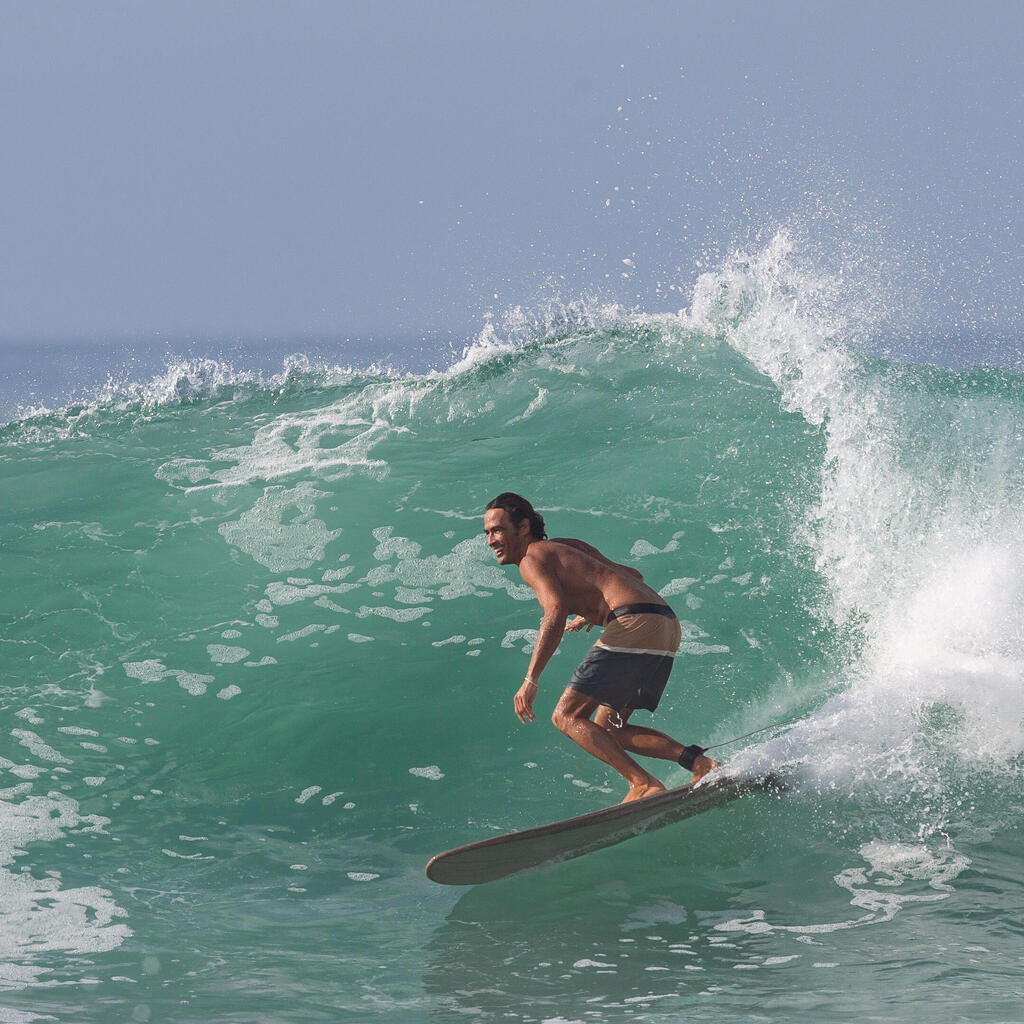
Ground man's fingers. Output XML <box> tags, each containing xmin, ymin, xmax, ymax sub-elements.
<box><xmin>513</xmin><ymin>696</ymin><xmax>535</xmax><ymax>723</ymax></box>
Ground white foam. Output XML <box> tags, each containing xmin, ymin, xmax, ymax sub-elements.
<box><xmin>356</xmin><ymin>605</ymin><xmax>430</xmax><ymax>622</ymax></box>
<box><xmin>10</xmin><ymin>730</ymin><xmax>71</xmax><ymax>765</ymax></box>
<box><xmin>432</xmin><ymin>635</ymin><xmax>467</xmax><ymax>647</ymax></box>
<box><xmin>0</xmin><ymin>791</ymin><xmax>132</xmax><ymax>989</ymax></box>
<box><xmin>0</xmin><ymin>759</ymin><xmax>44</xmax><ymax>782</ymax></box>
<box><xmin>504</xmin><ymin>386</ymin><xmax>549</xmax><ymax>426</ymax></box>
<box><xmin>502</xmin><ymin>629</ymin><xmax>539</xmax><ymax>652</ymax></box>
<box><xmin>122</xmin><ymin>661</ymin><xmax>213</xmax><ymax>697</ymax></box>
<box><xmin>264</xmin><ymin>580</ymin><xmax>357</xmax><ymax>607</ymax></box>
<box><xmin>630</xmin><ymin>532</ymin><xmax>685</xmax><ymax>558</ymax></box>
<box><xmin>361</xmin><ymin>532</ymin><xmax>532</xmax><ymax>604</ymax></box>
<box><xmin>219</xmin><ymin>483</ymin><xmax>341</xmax><ymax>572</ymax></box>
<box><xmin>162</xmin><ymin>849</ymin><xmax>213</xmax><ymax>861</ymax></box>
<box><xmin>277</xmin><ymin>624</ymin><xmax>327</xmax><ymax>643</ymax></box>
<box><xmin>177</xmin><ymin>673</ymin><xmax>213</xmax><ymax>696</ymax></box>
<box><xmin>678</xmin><ymin>642</ymin><xmax>730</xmax><ymax>656</ymax></box>
<box><xmin>716</xmin><ymin>841</ymin><xmax>969</xmax><ymax>940</ymax></box>
<box><xmin>203</xmin><ymin>643</ymin><xmax>249</xmax><ymax>659</ymax></box>
<box><xmin>659</xmin><ymin>577</ymin><xmax>698</xmax><ymax>597</ymax></box>
<box><xmin>155</xmin><ymin>377</ymin><xmax>406</xmax><ymax>492</ymax></box>
<box><xmin>122</xmin><ymin>660</ymin><xmax>167</xmax><ymax>683</ymax></box>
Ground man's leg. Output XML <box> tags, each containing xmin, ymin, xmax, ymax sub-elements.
<box><xmin>594</xmin><ymin>706</ymin><xmax>719</xmax><ymax>784</ymax></box>
<box><xmin>551</xmin><ymin>689</ymin><xmax>665</xmax><ymax>803</ymax></box>
<box><xmin>594</xmin><ymin>705</ymin><xmax>683</xmax><ymax>759</ymax></box>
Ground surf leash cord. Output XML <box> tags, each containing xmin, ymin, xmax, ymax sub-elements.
<box><xmin>682</xmin><ymin>712</ymin><xmax>806</xmax><ymax>766</ymax></box>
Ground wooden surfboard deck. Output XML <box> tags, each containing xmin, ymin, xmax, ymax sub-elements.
<box><xmin>425</xmin><ymin>768</ymin><xmax>788</xmax><ymax>885</ymax></box>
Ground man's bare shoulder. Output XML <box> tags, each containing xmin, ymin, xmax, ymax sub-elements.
<box><xmin>517</xmin><ymin>542</ymin><xmax>574</xmax><ymax>597</ymax></box>
<box><xmin>549</xmin><ymin>537</ymin><xmax>604</xmax><ymax>559</ymax></box>
<box><xmin>520</xmin><ymin>540</ymin><xmax>566</xmax><ymax>566</ymax></box>
<box><xmin>519</xmin><ymin>540</ymin><xmax>586</xmax><ymax>577</ymax></box>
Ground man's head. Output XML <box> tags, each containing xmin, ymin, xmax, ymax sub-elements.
<box><xmin>483</xmin><ymin>493</ymin><xmax>546</xmax><ymax>565</ymax></box>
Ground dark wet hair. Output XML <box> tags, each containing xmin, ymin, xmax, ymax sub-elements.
<box><xmin>485</xmin><ymin>492</ymin><xmax>547</xmax><ymax>540</ymax></box>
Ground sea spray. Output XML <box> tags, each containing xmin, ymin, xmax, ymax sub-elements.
<box><xmin>691</xmin><ymin>234</ymin><xmax>1024</xmax><ymax>852</ymax></box>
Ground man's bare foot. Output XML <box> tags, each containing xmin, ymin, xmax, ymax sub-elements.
<box><xmin>620</xmin><ymin>779</ymin><xmax>666</xmax><ymax>804</ymax></box>
<box><xmin>689</xmin><ymin>754</ymin><xmax>720</xmax><ymax>785</ymax></box>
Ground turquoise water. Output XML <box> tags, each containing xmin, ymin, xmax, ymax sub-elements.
<box><xmin>2</xmin><ymin>233</ymin><xmax>1023</xmax><ymax>1022</ymax></box>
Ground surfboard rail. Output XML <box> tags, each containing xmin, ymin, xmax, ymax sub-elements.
<box><xmin>425</xmin><ymin>768</ymin><xmax>788</xmax><ymax>885</ymax></box>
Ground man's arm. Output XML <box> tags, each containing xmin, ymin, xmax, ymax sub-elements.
<box><xmin>512</xmin><ymin>548</ymin><xmax>569</xmax><ymax>723</ymax></box>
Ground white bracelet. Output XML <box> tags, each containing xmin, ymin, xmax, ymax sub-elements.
<box><xmin>524</xmin><ymin>676</ymin><xmax>537</xmax><ymax>688</ymax></box>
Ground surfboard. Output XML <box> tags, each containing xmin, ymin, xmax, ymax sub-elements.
<box><xmin>425</xmin><ymin>767</ymin><xmax>788</xmax><ymax>885</ymax></box>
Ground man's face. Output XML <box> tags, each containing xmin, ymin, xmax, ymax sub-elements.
<box><xmin>483</xmin><ymin>508</ymin><xmax>530</xmax><ymax>565</ymax></box>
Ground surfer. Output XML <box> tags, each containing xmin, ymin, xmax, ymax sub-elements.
<box><xmin>483</xmin><ymin>492</ymin><xmax>719</xmax><ymax>803</ymax></box>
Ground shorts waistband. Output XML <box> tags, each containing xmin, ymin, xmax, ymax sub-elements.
<box><xmin>605</xmin><ymin>603</ymin><xmax>676</xmax><ymax>624</ymax></box>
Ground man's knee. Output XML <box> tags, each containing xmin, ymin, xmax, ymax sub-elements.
<box><xmin>551</xmin><ymin>706</ymin><xmax>572</xmax><ymax>734</ymax></box>
<box><xmin>551</xmin><ymin>691</ymin><xmax>596</xmax><ymax>734</ymax></box>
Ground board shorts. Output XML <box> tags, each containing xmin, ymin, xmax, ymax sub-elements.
<box><xmin>567</xmin><ymin>603</ymin><xmax>682</xmax><ymax>713</ymax></box>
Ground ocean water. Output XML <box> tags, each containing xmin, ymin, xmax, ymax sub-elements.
<box><xmin>2</xmin><ymin>233</ymin><xmax>1022</xmax><ymax>1022</ymax></box>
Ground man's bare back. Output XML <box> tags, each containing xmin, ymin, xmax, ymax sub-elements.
<box><xmin>520</xmin><ymin>537</ymin><xmax>669</xmax><ymax>628</ymax></box>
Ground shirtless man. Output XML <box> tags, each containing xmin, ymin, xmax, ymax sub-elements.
<box><xmin>483</xmin><ymin>492</ymin><xmax>718</xmax><ymax>803</ymax></box>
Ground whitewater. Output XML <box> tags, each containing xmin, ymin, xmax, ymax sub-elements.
<box><xmin>2</xmin><ymin>233</ymin><xmax>1022</xmax><ymax>1022</ymax></box>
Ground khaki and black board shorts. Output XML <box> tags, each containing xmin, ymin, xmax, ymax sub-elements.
<box><xmin>568</xmin><ymin>603</ymin><xmax>682</xmax><ymax>713</ymax></box>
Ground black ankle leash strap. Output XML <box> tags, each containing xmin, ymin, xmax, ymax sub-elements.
<box><xmin>677</xmin><ymin>744</ymin><xmax>705</xmax><ymax>771</ymax></box>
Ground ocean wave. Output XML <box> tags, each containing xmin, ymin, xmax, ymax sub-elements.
<box><xmin>3</xmin><ymin>234</ymin><xmax>1022</xmax><ymax>1002</ymax></box>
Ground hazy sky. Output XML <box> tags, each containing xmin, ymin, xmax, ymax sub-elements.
<box><xmin>2</xmin><ymin>1</ymin><xmax>1021</xmax><ymax>353</ymax></box>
